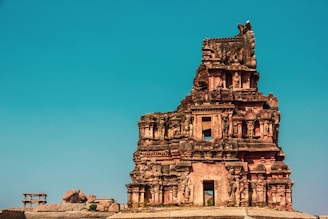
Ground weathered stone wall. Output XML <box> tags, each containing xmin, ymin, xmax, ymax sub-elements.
<box><xmin>0</xmin><ymin>210</ymin><xmax>26</xmax><ymax>219</ymax></box>
<box><xmin>25</xmin><ymin>211</ymin><xmax>113</xmax><ymax>219</ymax></box>
<box><xmin>33</xmin><ymin>203</ymin><xmax>86</xmax><ymax>212</ymax></box>
<box><xmin>108</xmin><ymin>207</ymin><xmax>318</xmax><ymax>219</ymax></box>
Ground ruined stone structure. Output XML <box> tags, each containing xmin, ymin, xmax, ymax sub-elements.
<box><xmin>22</xmin><ymin>193</ymin><xmax>47</xmax><ymax>209</ymax></box>
<box><xmin>0</xmin><ymin>209</ymin><xmax>25</xmax><ymax>219</ymax></box>
<box><xmin>126</xmin><ymin>21</ymin><xmax>293</xmax><ymax>211</ymax></box>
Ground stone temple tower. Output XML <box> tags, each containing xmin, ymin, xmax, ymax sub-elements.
<box><xmin>126</xmin><ymin>21</ymin><xmax>293</xmax><ymax>211</ymax></box>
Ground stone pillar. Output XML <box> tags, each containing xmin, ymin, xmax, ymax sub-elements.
<box><xmin>22</xmin><ymin>194</ymin><xmax>26</xmax><ymax>209</ymax></box>
<box><xmin>246</xmin><ymin>72</ymin><xmax>251</xmax><ymax>89</ymax></box>
<box><xmin>159</xmin><ymin>186</ymin><xmax>163</xmax><ymax>204</ymax></box>
<box><xmin>237</xmin><ymin>121</ymin><xmax>242</xmax><ymax>138</ymax></box>
<box><xmin>144</xmin><ymin>125</ymin><xmax>150</xmax><ymax>138</ymax></box>
<box><xmin>139</xmin><ymin>124</ymin><xmax>145</xmax><ymax>139</ymax></box>
<box><xmin>222</xmin><ymin>73</ymin><xmax>226</xmax><ymax>88</ymax></box>
<box><xmin>194</xmin><ymin>115</ymin><xmax>202</xmax><ymax>140</ymax></box>
<box><xmin>172</xmin><ymin>186</ymin><xmax>178</xmax><ymax>204</ymax></box>
<box><xmin>127</xmin><ymin>187</ymin><xmax>132</xmax><ymax>207</ymax></box>
<box><xmin>271</xmin><ymin>185</ymin><xmax>277</xmax><ymax>207</ymax></box>
<box><xmin>212</xmin><ymin>115</ymin><xmax>219</xmax><ymax>139</ymax></box>
<box><xmin>285</xmin><ymin>185</ymin><xmax>292</xmax><ymax>211</ymax></box>
<box><xmin>149</xmin><ymin>124</ymin><xmax>154</xmax><ymax>139</ymax></box>
<box><xmin>260</xmin><ymin>121</ymin><xmax>264</xmax><ymax>139</ymax></box>
<box><xmin>169</xmin><ymin>187</ymin><xmax>173</xmax><ymax>203</ymax></box>
<box><xmin>235</xmin><ymin>176</ymin><xmax>241</xmax><ymax>206</ymax></box>
<box><xmin>139</xmin><ymin>187</ymin><xmax>145</xmax><ymax>207</ymax></box>
<box><xmin>277</xmin><ymin>185</ymin><xmax>286</xmax><ymax>210</ymax></box>
<box><xmin>153</xmin><ymin>186</ymin><xmax>159</xmax><ymax>204</ymax></box>
<box><xmin>228</xmin><ymin>114</ymin><xmax>233</xmax><ymax>137</ymax></box>
<box><xmin>268</xmin><ymin>122</ymin><xmax>273</xmax><ymax>136</ymax></box>
<box><xmin>251</xmin><ymin>182</ymin><xmax>257</xmax><ymax>206</ymax></box>
<box><xmin>132</xmin><ymin>186</ymin><xmax>140</xmax><ymax>208</ymax></box>
<box><xmin>209</xmin><ymin>75</ymin><xmax>214</xmax><ymax>91</ymax></box>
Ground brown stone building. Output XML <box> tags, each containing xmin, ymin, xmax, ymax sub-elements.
<box><xmin>126</xmin><ymin>21</ymin><xmax>293</xmax><ymax>211</ymax></box>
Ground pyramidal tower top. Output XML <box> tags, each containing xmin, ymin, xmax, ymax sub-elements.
<box><xmin>203</xmin><ymin>20</ymin><xmax>256</xmax><ymax>70</ymax></box>
<box><xmin>194</xmin><ymin>20</ymin><xmax>257</xmax><ymax>95</ymax></box>
<box><xmin>127</xmin><ymin>21</ymin><xmax>293</xmax><ymax>211</ymax></box>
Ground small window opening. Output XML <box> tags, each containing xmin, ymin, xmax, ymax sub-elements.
<box><xmin>203</xmin><ymin>129</ymin><xmax>212</xmax><ymax>141</ymax></box>
<box><xmin>242</xmin><ymin>120</ymin><xmax>247</xmax><ymax>137</ymax></box>
<box><xmin>202</xmin><ymin>117</ymin><xmax>212</xmax><ymax>141</ymax></box>
<box><xmin>254</xmin><ymin>120</ymin><xmax>260</xmax><ymax>137</ymax></box>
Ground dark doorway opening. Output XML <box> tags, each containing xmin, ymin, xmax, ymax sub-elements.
<box><xmin>144</xmin><ymin>185</ymin><xmax>152</xmax><ymax>205</ymax></box>
<box><xmin>226</xmin><ymin>72</ymin><xmax>232</xmax><ymax>88</ymax></box>
<box><xmin>203</xmin><ymin>180</ymin><xmax>215</xmax><ymax>206</ymax></box>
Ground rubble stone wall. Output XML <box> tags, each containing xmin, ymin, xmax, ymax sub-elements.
<box><xmin>0</xmin><ymin>210</ymin><xmax>26</xmax><ymax>219</ymax></box>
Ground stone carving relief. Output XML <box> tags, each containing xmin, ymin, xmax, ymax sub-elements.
<box><xmin>238</xmin><ymin>174</ymin><xmax>249</xmax><ymax>207</ymax></box>
<box><xmin>221</xmin><ymin>113</ymin><xmax>230</xmax><ymax>139</ymax></box>
<box><xmin>227</xmin><ymin>169</ymin><xmax>238</xmax><ymax>203</ymax></box>
<box><xmin>203</xmin><ymin>20</ymin><xmax>256</xmax><ymax>69</ymax></box>
<box><xmin>139</xmin><ymin>113</ymin><xmax>194</xmax><ymax>145</ymax></box>
<box><xmin>180</xmin><ymin>173</ymin><xmax>193</xmax><ymax>204</ymax></box>
<box><xmin>193</xmin><ymin>64</ymin><xmax>209</xmax><ymax>91</ymax></box>
<box><xmin>226</xmin><ymin>167</ymin><xmax>249</xmax><ymax>207</ymax></box>
<box><xmin>256</xmin><ymin>174</ymin><xmax>266</xmax><ymax>205</ymax></box>
<box><xmin>233</xmin><ymin>72</ymin><xmax>240</xmax><ymax>88</ymax></box>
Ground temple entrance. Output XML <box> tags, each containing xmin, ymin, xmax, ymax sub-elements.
<box><xmin>163</xmin><ymin>186</ymin><xmax>171</xmax><ymax>204</ymax></box>
<box><xmin>203</xmin><ymin>180</ymin><xmax>214</xmax><ymax>206</ymax></box>
<box><xmin>144</xmin><ymin>186</ymin><xmax>152</xmax><ymax>205</ymax></box>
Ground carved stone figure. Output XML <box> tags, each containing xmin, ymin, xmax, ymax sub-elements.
<box><xmin>233</xmin><ymin>72</ymin><xmax>240</xmax><ymax>88</ymax></box>
<box><xmin>247</xmin><ymin>121</ymin><xmax>254</xmax><ymax>138</ymax></box>
<box><xmin>222</xmin><ymin>113</ymin><xmax>230</xmax><ymax>138</ymax></box>
<box><xmin>256</xmin><ymin>175</ymin><xmax>266</xmax><ymax>205</ymax></box>
<box><xmin>277</xmin><ymin>185</ymin><xmax>286</xmax><ymax>209</ymax></box>
<box><xmin>263</xmin><ymin>121</ymin><xmax>269</xmax><ymax>136</ymax></box>
<box><xmin>159</xmin><ymin>118</ymin><xmax>165</xmax><ymax>140</ymax></box>
<box><xmin>193</xmin><ymin>64</ymin><xmax>209</xmax><ymax>91</ymax></box>
<box><xmin>237</xmin><ymin>175</ymin><xmax>248</xmax><ymax>207</ymax></box>
<box><xmin>181</xmin><ymin>174</ymin><xmax>192</xmax><ymax>203</ymax></box>
<box><xmin>227</xmin><ymin>168</ymin><xmax>239</xmax><ymax>205</ymax></box>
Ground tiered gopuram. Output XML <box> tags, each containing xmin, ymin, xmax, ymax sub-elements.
<box><xmin>127</xmin><ymin>21</ymin><xmax>293</xmax><ymax>211</ymax></box>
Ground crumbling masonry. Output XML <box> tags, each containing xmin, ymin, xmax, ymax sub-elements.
<box><xmin>127</xmin><ymin>21</ymin><xmax>293</xmax><ymax>211</ymax></box>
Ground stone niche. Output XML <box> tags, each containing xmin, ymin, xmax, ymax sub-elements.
<box><xmin>126</xmin><ymin>21</ymin><xmax>293</xmax><ymax>211</ymax></box>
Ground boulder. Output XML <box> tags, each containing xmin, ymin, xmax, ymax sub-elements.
<box><xmin>62</xmin><ymin>189</ymin><xmax>87</xmax><ymax>203</ymax></box>
<box><xmin>87</xmin><ymin>194</ymin><xmax>97</xmax><ymax>203</ymax></box>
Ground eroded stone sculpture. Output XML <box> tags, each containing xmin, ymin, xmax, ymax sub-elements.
<box><xmin>127</xmin><ymin>21</ymin><xmax>293</xmax><ymax>211</ymax></box>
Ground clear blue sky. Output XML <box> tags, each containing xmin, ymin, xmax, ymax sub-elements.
<box><xmin>0</xmin><ymin>0</ymin><xmax>327</xmax><ymax>216</ymax></box>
